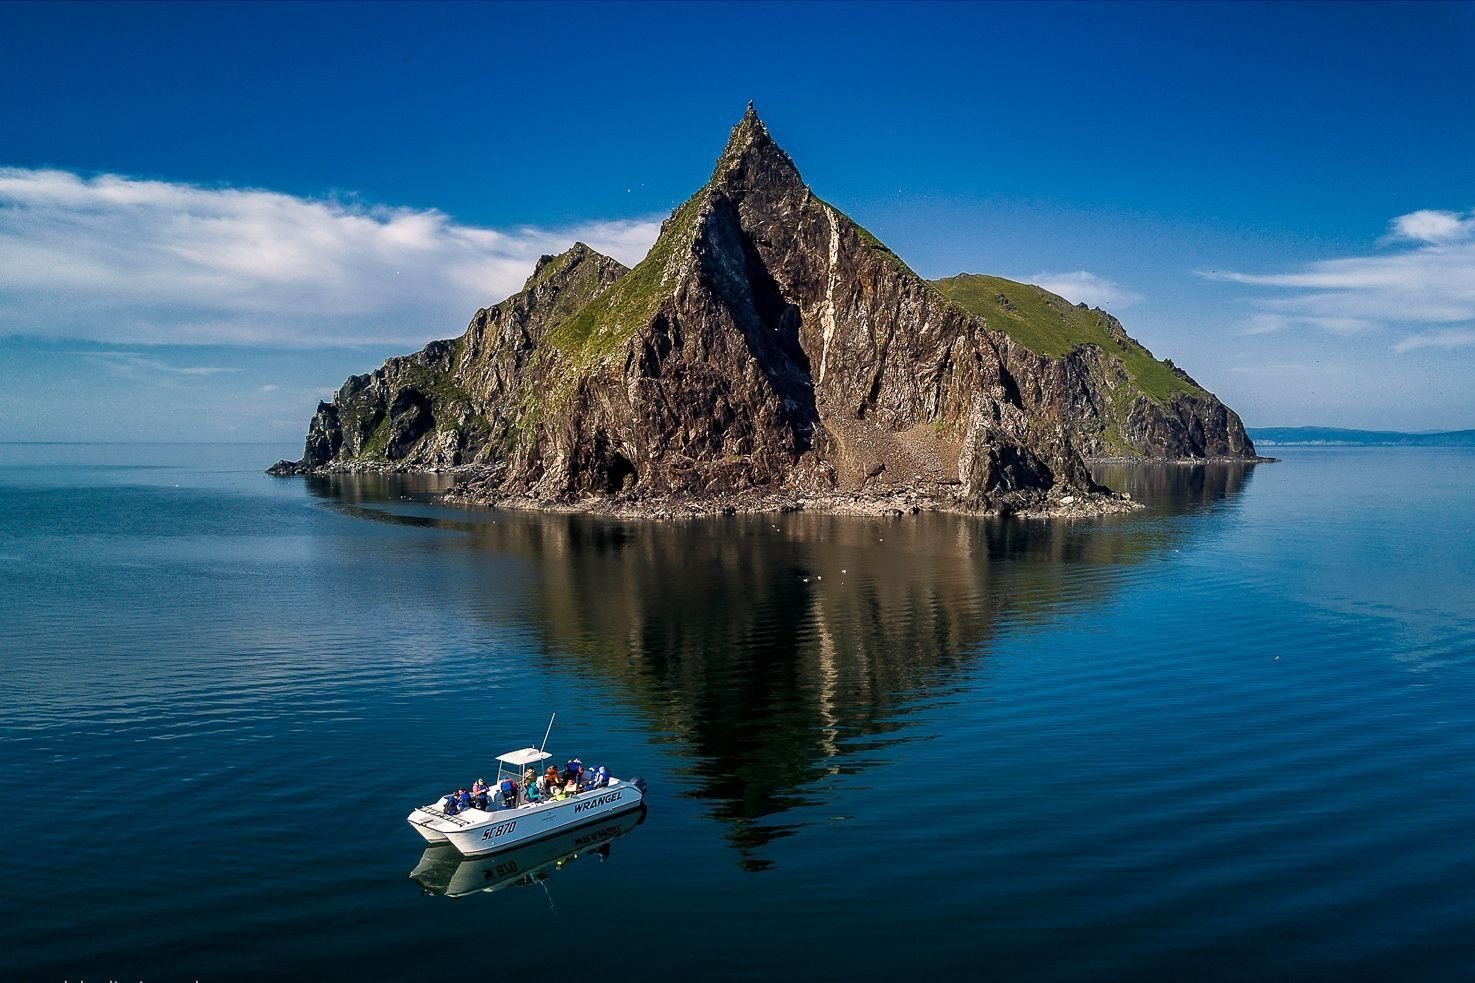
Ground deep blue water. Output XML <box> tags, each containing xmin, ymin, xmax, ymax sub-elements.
<box><xmin>2</xmin><ymin>444</ymin><xmax>1474</xmax><ymax>980</ymax></box>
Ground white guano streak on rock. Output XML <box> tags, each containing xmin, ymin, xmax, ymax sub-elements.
<box><xmin>818</xmin><ymin>205</ymin><xmax>841</xmax><ymax>385</ymax></box>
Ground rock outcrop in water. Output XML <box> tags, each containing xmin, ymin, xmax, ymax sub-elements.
<box><xmin>270</xmin><ymin>106</ymin><xmax>1256</xmax><ymax>515</ymax></box>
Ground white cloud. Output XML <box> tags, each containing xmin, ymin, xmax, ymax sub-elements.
<box><xmin>0</xmin><ymin>168</ymin><xmax>663</xmax><ymax>347</ymax></box>
<box><xmin>1393</xmin><ymin>328</ymin><xmax>1475</xmax><ymax>354</ymax></box>
<box><xmin>1386</xmin><ymin>209</ymin><xmax>1475</xmax><ymax>244</ymax></box>
<box><xmin>1201</xmin><ymin>208</ymin><xmax>1475</xmax><ymax>342</ymax></box>
<box><xmin>1021</xmin><ymin>270</ymin><xmax>1142</xmax><ymax>309</ymax></box>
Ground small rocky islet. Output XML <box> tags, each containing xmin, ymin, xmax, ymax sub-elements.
<box><xmin>270</xmin><ymin>106</ymin><xmax>1259</xmax><ymax>518</ymax></box>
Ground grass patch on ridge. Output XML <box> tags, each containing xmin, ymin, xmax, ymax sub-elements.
<box><xmin>543</xmin><ymin>195</ymin><xmax>705</xmax><ymax>366</ymax></box>
<box><xmin>934</xmin><ymin>273</ymin><xmax>1202</xmax><ymax>403</ymax></box>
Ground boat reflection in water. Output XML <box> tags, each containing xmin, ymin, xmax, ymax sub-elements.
<box><xmin>409</xmin><ymin>808</ymin><xmax>646</xmax><ymax>899</ymax></box>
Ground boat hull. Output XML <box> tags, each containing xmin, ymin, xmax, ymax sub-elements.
<box><xmin>409</xmin><ymin>809</ymin><xmax>646</xmax><ymax>897</ymax></box>
<box><xmin>406</xmin><ymin>814</ymin><xmax>450</xmax><ymax>844</ymax></box>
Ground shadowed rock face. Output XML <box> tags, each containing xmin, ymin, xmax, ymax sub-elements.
<box><xmin>932</xmin><ymin>275</ymin><xmax>1256</xmax><ymax>460</ymax></box>
<box><xmin>989</xmin><ymin>323</ymin><xmax>1256</xmax><ymax>461</ymax></box>
<box><xmin>278</xmin><ymin>244</ymin><xmax>630</xmax><ymax>473</ymax></box>
<box><xmin>271</xmin><ymin>107</ymin><xmax>1255</xmax><ymax>511</ymax></box>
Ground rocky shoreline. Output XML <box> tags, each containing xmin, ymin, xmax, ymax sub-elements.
<box><xmin>270</xmin><ymin>458</ymin><xmax>1138</xmax><ymax>519</ymax></box>
<box><xmin>1085</xmin><ymin>455</ymin><xmax>1280</xmax><ymax>465</ymax></box>
<box><xmin>267</xmin><ymin>458</ymin><xmax>475</xmax><ymax>477</ymax></box>
<box><xmin>440</xmin><ymin>483</ymin><xmax>1142</xmax><ymax>521</ymax></box>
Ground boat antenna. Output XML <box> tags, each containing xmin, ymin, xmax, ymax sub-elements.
<box><xmin>538</xmin><ymin>712</ymin><xmax>557</xmax><ymax>757</ymax></box>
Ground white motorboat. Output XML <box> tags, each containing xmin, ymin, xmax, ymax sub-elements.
<box><xmin>406</xmin><ymin>727</ymin><xmax>646</xmax><ymax>857</ymax></box>
<box><xmin>409</xmin><ymin>808</ymin><xmax>645</xmax><ymax>898</ymax></box>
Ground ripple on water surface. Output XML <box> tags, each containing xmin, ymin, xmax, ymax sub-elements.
<box><xmin>2</xmin><ymin>445</ymin><xmax>1474</xmax><ymax>978</ymax></box>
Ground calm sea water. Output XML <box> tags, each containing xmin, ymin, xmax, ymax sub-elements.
<box><xmin>3</xmin><ymin>443</ymin><xmax>1474</xmax><ymax>980</ymax></box>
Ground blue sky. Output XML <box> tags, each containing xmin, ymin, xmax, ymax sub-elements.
<box><xmin>2</xmin><ymin>0</ymin><xmax>1473</xmax><ymax>440</ymax></box>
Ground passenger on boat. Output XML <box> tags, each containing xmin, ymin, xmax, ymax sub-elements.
<box><xmin>500</xmin><ymin>778</ymin><xmax>519</xmax><ymax>808</ymax></box>
<box><xmin>591</xmin><ymin>765</ymin><xmax>610</xmax><ymax>788</ymax></box>
<box><xmin>457</xmin><ymin>788</ymin><xmax>472</xmax><ymax>812</ymax></box>
<box><xmin>564</xmin><ymin>759</ymin><xmax>584</xmax><ymax>787</ymax></box>
<box><xmin>544</xmin><ymin>764</ymin><xmax>561</xmax><ymax>791</ymax></box>
<box><xmin>471</xmin><ymin>779</ymin><xmax>489</xmax><ymax>811</ymax></box>
<box><xmin>522</xmin><ymin>768</ymin><xmax>540</xmax><ymax>803</ymax></box>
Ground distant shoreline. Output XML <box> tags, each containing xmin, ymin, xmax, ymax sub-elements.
<box><xmin>1248</xmin><ymin>427</ymin><xmax>1475</xmax><ymax>448</ymax></box>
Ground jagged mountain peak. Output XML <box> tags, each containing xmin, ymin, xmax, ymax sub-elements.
<box><xmin>711</xmin><ymin>103</ymin><xmax>804</xmax><ymax>195</ymax></box>
<box><xmin>727</xmin><ymin>101</ymin><xmax>766</xmax><ymax>144</ymax></box>
<box><xmin>527</xmin><ymin>240</ymin><xmax>620</xmax><ymax>288</ymax></box>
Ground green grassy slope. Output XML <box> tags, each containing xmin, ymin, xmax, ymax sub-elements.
<box><xmin>933</xmin><ymin>273</ymin><xmax>1202</xmax><ymax>403</ymax></box>
<box><xmin>543</xmin><ymin>195</ymin><xmax>704</xmax><ymax>366</ymax></box>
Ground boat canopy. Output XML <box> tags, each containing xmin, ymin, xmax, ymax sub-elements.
<box><xmin>496</xmin><ymin>747</ymin><xmax>553</xmax><ymax>767</ymax></box>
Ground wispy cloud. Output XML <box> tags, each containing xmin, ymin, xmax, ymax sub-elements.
<box><xmin>1201</xmin><ymin>207</ymin><xmax>1475</xmax><ymax>350</ymax></box>
<box><xmin>0</xmin><ymin>168</ymin><xmax>663</xmax><ymax>348</ymax></box>
<box><xmin>1021</xmin><ymin>270</ymin><xmax>1142</xmax><ymax>309</ymax></box>
<box><xmin>1393</xmin><ymin>328</ymin><xmax>1475</xmax><ymax>354</ymax></box>
<box><xmin>76</xmin><ymin>351</ymin><xmax>242</xmax><ymax>377</ymax></box>
<box><xmin>1240</xmin><ymin>313</ymin><xmax>1378</xmax><ymax>337</ymax></box>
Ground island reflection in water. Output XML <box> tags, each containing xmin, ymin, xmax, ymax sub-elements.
<box><xmin>307</xmin><ymin>463</ymin><xmax>1255</xmax><ymax>867</ymax></box>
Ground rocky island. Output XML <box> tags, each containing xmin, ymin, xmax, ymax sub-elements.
<box><xmin>270</xmin><ymin>106</ymin><xmax>1257</xmax><ymax>517</ymax></box>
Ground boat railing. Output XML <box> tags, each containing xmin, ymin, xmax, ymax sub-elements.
<box><xmin>421</xmin><ymin>803</ymin><xmax>475</xmax><ymax>827</ymax></box>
